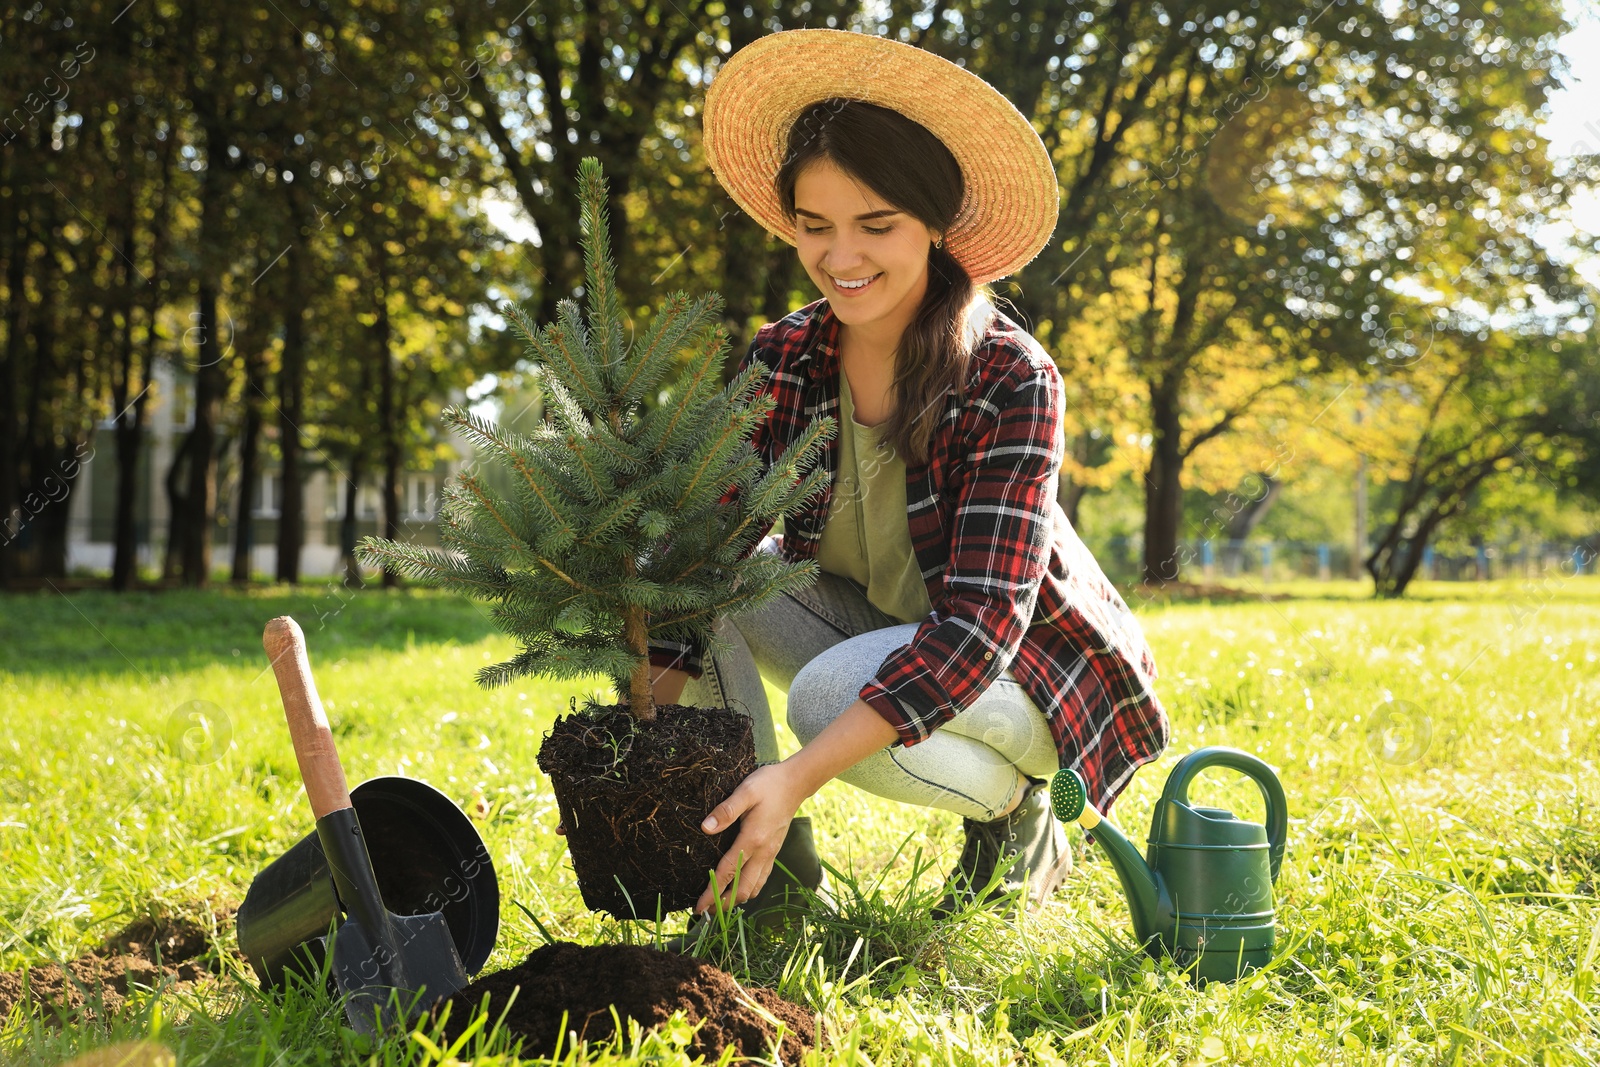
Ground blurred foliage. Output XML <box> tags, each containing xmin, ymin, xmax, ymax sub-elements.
<box><xmin>0</xmin><ymin>0</ymin><xmax>1595</xmax><ymax>595</ymax></box>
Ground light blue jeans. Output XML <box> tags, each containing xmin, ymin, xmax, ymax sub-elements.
<box><xmin>679</xmin><ymin>547</ymin><xmax>1060</xmax><ymax>822</ymax></box>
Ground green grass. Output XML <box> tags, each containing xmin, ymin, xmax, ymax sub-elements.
<box><xmin>1</xmin><ymin>579</ymin><xmax>1598</xmax><ymax>1064</ymax></box>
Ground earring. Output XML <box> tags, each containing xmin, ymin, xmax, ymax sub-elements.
<box><xmin>934</xmin><ymin>235</ymin><xmax>944</xmax><ymax>249</ymax></box>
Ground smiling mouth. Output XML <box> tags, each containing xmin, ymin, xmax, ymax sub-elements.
<box><xmin>830</xmin><ymin>272</ymin><xmax>882</xmax><ymax>293</ymax></box>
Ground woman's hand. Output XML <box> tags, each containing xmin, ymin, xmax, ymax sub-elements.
<box><xmin>693</xmin><ymin>761</ymin><xmax>811</xmax><ymax>915</ymax></box>
<box><xmin>693</xmin><ymin>699</ymin><xmax>900</xmax><ymax>915</ymax></box>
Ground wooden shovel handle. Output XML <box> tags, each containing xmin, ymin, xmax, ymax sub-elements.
<box><xmin>263</xmin><ymin>616</ymin><xmax>352</xmax><ymax>819</ymax></box>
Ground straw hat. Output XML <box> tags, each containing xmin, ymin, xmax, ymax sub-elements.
<box><xmin>702</xmin><ymin>28</ymin><xmax>1059</xmax><ymax>286</ymax></box>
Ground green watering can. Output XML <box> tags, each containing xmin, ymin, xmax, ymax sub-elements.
<box><xmin>1051</xmin><ymin>746</ymin><xmax>1287</xmax><ymax>984</ymax></box>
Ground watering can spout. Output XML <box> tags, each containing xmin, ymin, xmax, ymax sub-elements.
<box><xmin>1048</xmin><ymin>770</ymin><xmax>1168</xmax><ymax>950</ymax></box>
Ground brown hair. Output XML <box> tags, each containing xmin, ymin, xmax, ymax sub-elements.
<box><xmin>774</xmin><ymin>98</ymin><xmax>990</xmax><ymax>465</ymax></box>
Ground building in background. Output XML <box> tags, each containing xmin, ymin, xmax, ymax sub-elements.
<box><xmin>64</xmin><ymin>360</ymin><xmax>467</xmax><ymax>580</ymax></box>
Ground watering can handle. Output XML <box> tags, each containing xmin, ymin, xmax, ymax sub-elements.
<box><xmin>1161</xmin><ymin>747</ymin><xmax>1287</xmax><ymax>883</ymax></box>
<box><xmin>264</xmin><ymin>616</ymin><xmax>353</xmax><ymax>819</ymax></box>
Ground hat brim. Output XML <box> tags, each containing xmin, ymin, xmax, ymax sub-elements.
<box><xmin>702</xmin><ymin>29</ymin><xmax>1060</xmax><ymax>286</ymax></box>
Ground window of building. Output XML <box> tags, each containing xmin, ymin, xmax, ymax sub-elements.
<box><xmin>407</xmin><ymin>474</ymin><xmax>438</xmax><ymax>519</ymax></box>
<box><xmin>254</xmin><ymin>472</ymin><xmax>282</xmax><ymax>517</ymax></box>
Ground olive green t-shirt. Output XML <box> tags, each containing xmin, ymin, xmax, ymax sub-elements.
<box><xmin>816</xmin><ymin>370</ymin><xmax>934</xmax><ymax>625</ymax></box>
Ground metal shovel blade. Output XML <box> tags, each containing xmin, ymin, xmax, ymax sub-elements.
<box><xmin>330</xmin><ymin>909</ymin><xmax>469</xmax><ymax>1035</ymax></box>
<box><xmin>316</xmin><ymin>806</ymin><xmax>470</xmax><ymax>1035</ymax></box>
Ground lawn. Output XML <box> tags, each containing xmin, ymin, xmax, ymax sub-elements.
<box><xmin>1</xmin><ymin>579</ymin><xmax>1597</xmax><ymax>1065</ymax></box>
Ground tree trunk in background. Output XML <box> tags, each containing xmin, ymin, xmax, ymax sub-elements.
<box><xmin>22</xmin><ymin>198</ymin><xmax>63</xmax><ymax>579</ymax></box>
<box><xmin>123</xmin><ymin>133</ymin><xmax>173</xmax><ymax>589</ymax></box>
<box><xmin>111</xmin><ymin>396</ymin><xmax>148</xmax><ymax>591</ymax></box>
<box><xmin>1367</xmin><ymin>450</ymin><xmax>1508</xmax><ymax>597</ymax></box>
<box><xmin>232</xmin><ymin>336</ymin><xmax>265</xmax><ymax>585</ymax></box>
<box><xmin>178</xmin><ymin>277</ymin><xmax>224</xmax><ymax>586</ymax></box>
<box><xmin>1059</xmin><ymin>434</ymin><xmax>1095</xmax><ymax>530</ymax></box>
<box><xmin>1142</xmin><ymin>377</ymin><xmax>1184</xmax><ymax>586</ymax></box>
<box><xmin>1221</xmin><ymin>472</ymin><xmax>1281</xmax><ymax>575</ymax></box>
<box><xmin>340</xmin><ymin>450</ymin><xmax>364</xmax><ymax>587</ymax></box>
<box><xmin>375</xmin><ymin>243</ymin><xmax>400</xmax><ymax>588</ymax></box>
<box><xmin>718</xmin><ymin>209</ymin><xmax>766</xmax><ymax>383</ymax></box>
<box><xmin>172</xmin><ymin>121</ymin><xmax>233</xmax><ymax>589</ymax></box>
<box><xmin>340</xmin><ymin>355</ymin><xmax>371</xmax><ymax>587</ymax></box>
<box><xmin>762</xmin><ymin>246</ymin><xmax>799</xmax><ymax>326</ymax></box>
<box><xmin>0</xmin><ymin>153</ymin><xmax>28</xmax><ymax>588</ymax></box>
<box><xmin>109</xmin><ymin>139</ymin><xmax>154</xmax><ymax>593</ymax></box>
<box><xmin>163</xmin><ymin>429</ymin><xmax>190</xmax><ymax>581</ymax></box>
<box><xmin>31</xmin><ymin>285</ymin><xmax>89</xmax><ymax>582</ymax></box>
<box><xmin>1225</xmin><ymin>473</ymin><xmax>1281</xmax><ymax>540</ymax></box>
<box><xmin>709</xmin><ymin>7</ymin><xmax>770</xmax><ymax>383</ymax></box>
<box><xmin>35</xmin><ymin>442</ymin><xmax>84</xmax><ymax>579</ymax></box>
<box><xmin>276</xmin><ymin>232</ymin><xmax>307</xmax><ymax>584</ymax></box>
<box><xmin>109</xmin><ymin>301</ymin><xmax>148</xmax><ymax>592</ymax></box>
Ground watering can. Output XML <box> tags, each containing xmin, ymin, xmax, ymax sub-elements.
<box><xmin>1050</xmin><ymin>746</ymin><xmax>1287</xmax><ymax>984</ymax></box>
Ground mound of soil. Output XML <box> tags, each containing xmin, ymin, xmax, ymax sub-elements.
<box><xmin>0</xmin><ymin>912</ymin><xmax>229</xmax><ymax>1020</ymax></box>
<box><xmin>1127</xmin><ymin>579</ymin><xmax>1292</xmax><ymax>603</ymax></box>
<box><xmin>437</xmin><ymin>942</ymin><xmax>815</xmax><ymax>1063</ymax></box>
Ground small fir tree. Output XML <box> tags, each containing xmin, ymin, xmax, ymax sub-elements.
<box><xmin>357</xmin><ymin>157</ymin><xmax>833</xmax><ymax>722</ymax></box>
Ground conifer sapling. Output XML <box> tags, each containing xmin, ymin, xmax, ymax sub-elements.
<box><xmin>356</xmin><ymin>157</ymin><xmax>834</xmax><ymax>723</ymax></box>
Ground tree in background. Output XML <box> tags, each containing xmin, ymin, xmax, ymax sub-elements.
<box><xmin>3</xmin><ymin>0</ymin><xmax>1597</xmax><ymax>593</ymax></box>
<box><xmin>1358</xmin><ymin>326</ymin><xmax>1600</xmax><ymax>597</ymax></box>
<box><xmin>1032</xmin><ymin>0</ymin><xmax>1583</xmax><ymax>584</ymax></box>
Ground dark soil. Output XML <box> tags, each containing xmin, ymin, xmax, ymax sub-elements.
<box><xmin>0</xmin><ymin>911</ymin><xmax>231</xmax><ymax>1020</ymax></box>
<box><xmin>437</xmin><ymin>942</ymin><xmax>815</xmax><ymax>1063</ymax></box>
<box><xmin>538</xmin><ymin>704</ymin><xmax>756</xmax><ymax>918</ymax></box>
<box><xmin>1127</xmin><ymin>579</ymin><xmax>1292</xmax><ymax>603</ymax></box>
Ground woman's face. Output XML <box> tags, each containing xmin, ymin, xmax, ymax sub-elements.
<box><xmin>792</xmin><ymin>158</ymin><xmax>940</xmax><ymax>339</ymax></box>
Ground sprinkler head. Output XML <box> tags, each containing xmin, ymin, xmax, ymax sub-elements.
<box><xmin>1050</xmin><ymin>768</ymin><xmax>1088</xmax><ymax>823</ymax></box>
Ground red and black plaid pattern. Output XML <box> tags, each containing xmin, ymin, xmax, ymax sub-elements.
<box><xmin>650</xmin><ymin>298</ymin><xmax>1169</xmax><ymax>815</ymax></box>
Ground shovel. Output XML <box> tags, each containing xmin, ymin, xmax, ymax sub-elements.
<box><xmin>263</xmin><ymin>615</ymin><xmax>469</xmax><ymax>1034</ymax></box>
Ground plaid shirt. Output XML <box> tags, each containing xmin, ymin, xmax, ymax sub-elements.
<box><xmin>650</xmin><ymin>298</ymin><xmax>1169</xmax><ymax>815</ymax></box>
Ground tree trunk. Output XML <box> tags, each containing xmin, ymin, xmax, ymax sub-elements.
<box><xmin>34</xmin><ymin>441</ymin><xmax>83</xmax><ymax>579</ymax></box>
<box><xmin>375</xmin><ymin>241</ymin><xmax>401</xmax><ymax>588</ymax></box>
<box><xmin>622</xmin><ymin>596</ymin><xmax>655</xmax><ymax>722</ymax></box>
<box><xmin>762</xmin><ymin>245</ymin><xmax>799</xmax><ymax>325</ymax></box>
<box><xmin>1059</xmin><ymin>433</ymin><xmax>1097</xmax><ymax>529</ymax></box>
<box><xmin>232</xmin><ymin>337</ymin><xmax>266</xmax><ymax>585</ymax></box>
<box><xmin>340</xmin><ymin>450</ymin><xmax>364</xmax><ymax>587</ymax></box>
<box><xmin>174</xmin><ymin>120</ymin><xmax>234</xmax><ymax>589</ymax></box>
<box><xmin>109</xmin><ymin>301</ymin><xmax>148</xmax><ymax>592</ymax></box>
<box><xmin>1225</xmin><ymin>473</ymin><xmax>1281</xmax><ymax>541</ymax></box>
<box><xmin>712</xmin><ymin>8</ymin><xmax>770</xmax><ymax>381</ymax></box>
<box><xmin>1221</xmin><ymin>472</ymin><xmax>1280</xmax><ymax>575</ymax></box>
<box><xmin>0</xmin><ymin>152</ymin><xmax>29</xmax><ymax>587</ymax></box>
<box><xmin>178</xmin><ymin>279</ymin><xmax>224</xmax><ymax>587</ymax></box>
<box><xmin>163</xmin><ymin>428</ymin><xmax>190</xmax><ymax>582</ymax></box>
<box><xmin>340</xmin><ymin>353</ymin><xmax>372</xmax><ymax>586</ymax></box>
<box><xmin>718</xmin><ymin>210</ymin><xmax>766</xmax><ymax>384</ymax></box>
<box><xmin>1368</xmin><ymin>460</ymin><xmax>1501</xmax><ymax>597</ymax></box>
<box><xmin>22</xmin><ymin>198</ymin><xmax>61</xmax><ymax>579</ymax></box>
<box><xmin>1142</xmin><ymin>378</ymin><xmax>1185</xmax><ymax>585</ymax></box>
<box><xmin>276</xmin><ymin>236</ymin><xmax>306</xmax><ymax>584</ymax></box>
<box><xmin>111</xmin><ymin>405</ymin><xmax>147</xmax><ymax>591</ymax></box>
<box><xmin>116</xmin><ymin>125</ymin><xmax>173</xmax><ymax>591</ymax></box>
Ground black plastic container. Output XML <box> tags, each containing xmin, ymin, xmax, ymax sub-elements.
<box><xmin>237</xmin><ymin>776</ymin><xmax>499</xmax><ymax>989</ymax></box>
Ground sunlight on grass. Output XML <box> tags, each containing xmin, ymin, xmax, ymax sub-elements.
<box><xmin>1</xmin><ymin>582</ymin><xmax>1597</xmax><ymax>1064</ymax></box>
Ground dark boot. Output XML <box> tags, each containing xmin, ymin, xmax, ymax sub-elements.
<box><xmin>931</xmin><ymin>779</ymin><xmax>1071</xmax><ymax>919</ymax></box>
<box><xmin>664</xmin><ymin>816</ymin><xmax>824</xmax><ymax>953</ymax></box>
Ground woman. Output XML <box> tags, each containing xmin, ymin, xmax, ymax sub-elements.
<box><xmin>646</xmin><ymin>29</ymin><xmax>1169</xmax><ymax>932</ymax></box>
